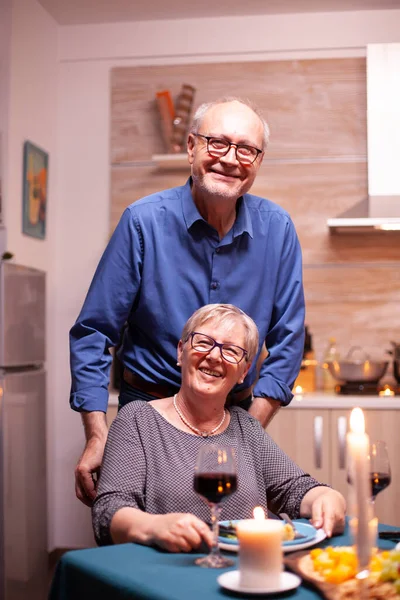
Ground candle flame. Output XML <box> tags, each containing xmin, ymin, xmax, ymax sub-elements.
<box><xmin>253</xmin><ymin>506</ymin><xmax>265</xmax><ymax>520</ymax></box>
<box><xmin>349</xmin><ymin>407</ymin><xmax>365</xmax><ymax>434</ymax></box>
<box><xmin>381</xmin><ymin>385</ymin><xmax>394</xmax><ymax>395</ymax></box>
<box><xmin>295</xmin><ymin>385</ymin><xmax>303</xmax><ymax>394</ymax></box>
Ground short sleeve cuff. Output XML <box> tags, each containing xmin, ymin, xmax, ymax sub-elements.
<box><xmin>253</xmin><ymin>376</ymin><xmax>294</xmax><ymax>406</ymax></box>
<box><xmin>69</xmin><ymin>386</ymin><xmax>109</xmax><ymax>413</ymax></box>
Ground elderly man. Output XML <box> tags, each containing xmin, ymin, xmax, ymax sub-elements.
<box><xmin>70</xmin><ymin>97</ymin><xmax>305</xmax><ymax>506</ymax></box>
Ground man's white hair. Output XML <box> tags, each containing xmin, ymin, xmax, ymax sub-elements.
<box><xmin>190</xmin><ymin>97</ymin><xmax>270</xmax><ymax>149</ymax></box>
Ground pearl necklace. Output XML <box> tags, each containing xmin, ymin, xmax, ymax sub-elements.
<box><xmin>173</xmin><ymin>394</ymin><xmax>227</xmax><ymax>438</ymax></box>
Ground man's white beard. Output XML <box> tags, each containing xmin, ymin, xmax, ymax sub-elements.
<box><xmin>192</xmin><ymin>172</ymin><xmax>241</xmax><ymax>201</ymax></box>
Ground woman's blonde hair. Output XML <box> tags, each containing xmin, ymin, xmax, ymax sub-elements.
<box><xmin>181</xmin><ymin>303</ymin><xmax>259</xmax><ymax>364</ymax></box>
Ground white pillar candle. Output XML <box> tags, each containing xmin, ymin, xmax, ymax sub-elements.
<box><xmin>347</xmin><ymin>407</ymin><xmax>373</xmax><ymax>571</ymax></box>
<box><xmin>350</xmin><ymin>516</ymin><xmax>378</xmax><ymax>553</ymax></box>
<box><xmin>236</xmin><ymin>508</ymin><xmax>283</xmax><ymax>589</ymax></box>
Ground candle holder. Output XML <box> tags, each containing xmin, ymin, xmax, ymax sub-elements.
<box><xmin>346</xmin><ymin>408</ymin><xmax>377</xmax><ymax>589</ymax></box>
<box><xmin>349</xmin><ymin>512</ymin><xmax>378</xmax><ymax>574</ymax></box>
<box><xmin>348</xmin><ymin>512</ymin><xmax>378</xmax><ymax>600</ymax></box>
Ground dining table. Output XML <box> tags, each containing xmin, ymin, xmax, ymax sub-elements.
<box><xmin>49</xmin><ymin>520</ymin><xmax>399</xmax><ymax>600</ymax></box>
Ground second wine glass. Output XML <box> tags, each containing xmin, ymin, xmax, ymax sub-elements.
<box><xmin>193</xmin><ymin>444</ymin><xmax>237</xmax><ymax>568</ymax></box>
<box><xmin>369</xmin><ymin>440</ymin><xmax>391</xmax><ymax>504</ymax></box>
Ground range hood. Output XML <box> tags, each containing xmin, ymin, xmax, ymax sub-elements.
<box><xmin>328</xmin><ymin>43</ymin><xmax>400</xmax><ymax>233</ymax></box>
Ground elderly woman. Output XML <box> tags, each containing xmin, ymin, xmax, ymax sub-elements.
<box><xmin>93</xmin><ymin>304</ymin><xmax>345</xmax><ymax>552</ymax></box>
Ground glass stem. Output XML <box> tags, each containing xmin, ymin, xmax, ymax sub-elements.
<box><xmin>209</xmin><ymin>503</ymin><xmax>222</xmax><ymax>557</ymax></box>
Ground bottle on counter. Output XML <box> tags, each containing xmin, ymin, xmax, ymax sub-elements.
<box><xmin>322</xmin><ymin>337</ymin><xmax>340</xmax><ymax>392</ymax></box>
<box><xmin>293</xmin><ymin>325</ymin><xmax>317</xmax><ymax>392</ymax></box>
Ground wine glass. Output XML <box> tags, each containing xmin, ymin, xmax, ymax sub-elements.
<box><xmin>193</xmin><ymin>444</ymin><xmax>237</xmax><ymax>568</ymax></box>
<box><xmin>369</xmin><ymin>440</ymin><xmax>391</xmax><ymax>504</ymax></box>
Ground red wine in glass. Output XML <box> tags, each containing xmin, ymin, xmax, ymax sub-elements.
<box><xmin>370</xmin><ymin>472</ymin><xmax>391</xmax><ymax>500</ymax></box>
<box><xmin>193</xmin><ymin>445</ymin><xmax>237</xmax><ymax>568</ymax></box>
<box><xmin>193</xmin><ymin>472</ymin><xmax>237</xmax><ymax>504</ymax></box>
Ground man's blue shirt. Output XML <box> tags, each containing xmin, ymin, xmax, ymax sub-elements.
<box><xmin>69</xmin><ymin>178</ymin><xmax>305</xmax><ymax>412</ymax></box>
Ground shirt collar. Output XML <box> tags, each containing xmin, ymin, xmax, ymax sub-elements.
<box><xmin>181</xmin><ymin>177</ymin><xmax>253</xmax><ymax>239</ymax></box>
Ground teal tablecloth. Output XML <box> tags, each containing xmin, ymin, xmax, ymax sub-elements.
<box><xmin>49</xmin><ymin>521</ymin><xmax>399</xmax><ymax>600</ymax></box>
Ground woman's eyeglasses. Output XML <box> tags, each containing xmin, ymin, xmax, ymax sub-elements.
<box><xmin>188</xmin><ymin>332</ymin><xmax>248</xmax><ymax>364</ymax></box>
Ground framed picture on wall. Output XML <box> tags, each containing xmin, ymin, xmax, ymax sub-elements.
<box><xmin>22</xmin><ymin>141</ymin><xmax>49</xmax><ymax>239</ymax></box>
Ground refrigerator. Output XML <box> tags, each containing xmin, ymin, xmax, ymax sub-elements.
<box><xmin>0</xmin><ymin>261</ymin><xmax>47</xmax><ymax>600</ymax></box>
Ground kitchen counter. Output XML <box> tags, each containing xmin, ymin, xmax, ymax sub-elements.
<box><xmin>109</xmin><ymin>390</ymin><xmax>400</xmax><ymax>409</ymax></box>
<box><xmin>286</xmin><ymin>391</ymin><xmax>400</xmax><ymax>409</ymax></box>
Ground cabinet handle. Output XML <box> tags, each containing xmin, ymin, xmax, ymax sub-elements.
<box><xmin>314</xmin><ymin>416</ymin><xmax>323</xmax><ymax>469</ymax></box>
<box><xmin>337</xmin><ymin>416</ymin><xmax>347</xmax><ymax>470</ymax></box>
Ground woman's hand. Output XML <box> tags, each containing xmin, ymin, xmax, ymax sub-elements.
<box><xmin>300</xmin><ymin>487</ymin><xmax>346</xmax><ymax>538</ymax></box>
<box><xmin>150</xmin><ymin>513</ymin><xmax>213</xmax><ymax>553</ymax></box>
<box><xmin>110</xmin><ymin>507</ymin><xmax>213</xmax><ymax>552</ymax></box>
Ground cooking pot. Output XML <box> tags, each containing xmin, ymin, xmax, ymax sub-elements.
<box><xmin>327</xmin><ymin>346</ymin><xmax>389</xmax><ymax>384</ymax></box>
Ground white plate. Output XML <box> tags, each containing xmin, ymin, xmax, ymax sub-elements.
<box><xmin>217</xmin><ymin>570</ymin><xmax>301</xmax><ymax>595</ymax></box>
<box><xmin>219</xmin><ymin>526</ymin><xmax>326</xmax><ymax>553</ymax></box>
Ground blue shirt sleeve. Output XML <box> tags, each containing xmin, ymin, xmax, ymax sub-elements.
<box><xmin>253</xmin><ymin>218</ymin><xmax>305</xmax><ymax>405</ymax></box>
<box><xmin>69</xmin><ymin>208</ymin><xmax>142</xmax><ymax>412</ymax></box>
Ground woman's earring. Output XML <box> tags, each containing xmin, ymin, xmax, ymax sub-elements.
<box><xmin>177</xmin><ymin>361</ymin><xmax>181</xmax><ymax>367</ymax></box>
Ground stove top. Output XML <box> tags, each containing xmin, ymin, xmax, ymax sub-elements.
<box><xmin>335</xmin><ymin>382</ymin><xmax>400</xmax><ymax>395</ymax></box>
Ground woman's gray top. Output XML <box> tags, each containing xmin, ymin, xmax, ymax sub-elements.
<box><xmin>92</xmin><ymin>402</ymin><xmax>324</xmax><ymax>546</ymax></box>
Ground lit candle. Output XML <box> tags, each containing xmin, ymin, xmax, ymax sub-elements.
<box><xmin>347</xmin><ymin>407</ymin><xmax>373</xmax><ymax>572</ymax></box>
<box><xmin>379</xmin><ymin>387</ymin><xmax>395</xmax><ymax>397</ymax></box>
<box><xmin>294</xmin><ymin>385</ymin><xmax>304</xmax><ymax>400</ymax></box>
<box><xmin>235</xmin><ymin>507</ymin><xmax>283</xmax><ymax>589</ymax></box>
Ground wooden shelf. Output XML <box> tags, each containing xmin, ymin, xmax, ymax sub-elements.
<box><xmin>152</xmin><ymin>153</ymin><xmax>190</xmax><ymax>170</ymax></box>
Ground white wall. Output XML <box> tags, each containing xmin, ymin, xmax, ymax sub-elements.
<box><xmin>53</xmin><ymin>60</ymin><xmax>112</xmax><ymax>548</ymax></box>
<box><xmin>6</xmin><ymin>0</ymin><xmax>58</xmax><ymax>549</ymax></box>
<box><xmin>0</xmin><ymin>0</ymin><xmax>12</xmax><ymax>236</ymax></box>
<box><xmin>7</xmin><ymin>0</ymin><xmax>58</xmax><ymax>264</ymax></box>
<box><xmin>54</xmin><ymin>9</ymin><xmax>400</xmax><ymax>550</ymax></box>
<box><xmin>59</xmin><ymin>10</ymin><xmax>400</xmax><ymax>62</ymax></box>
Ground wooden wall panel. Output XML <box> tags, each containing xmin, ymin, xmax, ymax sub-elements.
<box><xmin>110</xmin><ymin>57</ymin><xmax>400</xmax><ymax>381</ymax></box>
<box><xmin>303</xmin><ymin>266</ymin><xmax>400</xmax><ymax>305</ymax></box>
<box><xmin>305</xmin><ymin>300</ymin><xmax>397</xmax><ymax>367</ymax></box>
<box><xmin>110</xmin><ymin>165</ymin><xmax>190</xmax><ymax>230</ymax></box>
<box><xmin>111</xmin><ymin>58</ymin><xmax>367</xmax><ymax>162</ymax></box>
<box><xmin>252</xmin><ymin>161</ymin><xmax>400</xmax><ymax>263</ymax></box>
<box><xmin>304</xmin><ymin>265</ymin><xmax>400</xmax><ymax>365</ymax></box>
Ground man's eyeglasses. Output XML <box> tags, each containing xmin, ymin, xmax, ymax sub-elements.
<box><xmin>188</xmin><ymin>332</ymin><xmax>248</xmax><ymax>364</ymax></box>
<box><xmin>193</xmin><ymin>133</ymin><xmax>263</xmax><ymax>165</ymax></box>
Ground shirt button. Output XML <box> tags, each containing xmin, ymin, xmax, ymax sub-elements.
<box><xmin>211</xmin><ymin>281</ymin><xmax>219</xmax><ymax>290</ymax></box>
<box><xmin>215</xmin><ymin>248</ymin><xmax>220</xmax><ymax>254</ymax></box>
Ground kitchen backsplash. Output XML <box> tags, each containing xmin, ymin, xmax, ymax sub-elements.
<box><xmin>110</xmin><ymin>57</ymin><xmax>400</xmax><ymax>386</ymax></box>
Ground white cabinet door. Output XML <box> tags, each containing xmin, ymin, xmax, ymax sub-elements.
<box><xmin>328</xmin><ymin>409</ymin><xmax>350</xmax><ymax>499</ymax></box>
<box><xmin>270</xmin><ymin>407</ymin><xmax>400</xmax><ymax>527</ymax></box>
<box><xmin>267</xmin><ymin>408</ymin><xmax>331</xmax><ymax>487</ymax></box>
